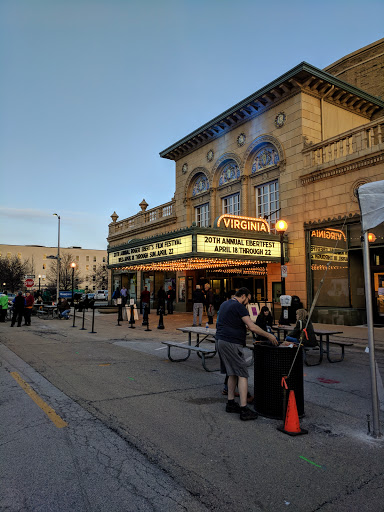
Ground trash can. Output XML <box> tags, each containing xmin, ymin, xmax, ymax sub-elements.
<box><xmin>253</xmin><ymin>344</ymin><xmax>304</xmax><ymax>419</ymax></box>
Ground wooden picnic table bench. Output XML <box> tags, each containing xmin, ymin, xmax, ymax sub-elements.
<box><xmin>161</xmin><ymin>341</ymin><xmax>219</xmax><ymax>372</ymax></box>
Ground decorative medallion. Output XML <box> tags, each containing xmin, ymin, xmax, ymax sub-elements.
<box><xmin>274</xmin><ymin>112</ymin><xmax>286</xmax><ymax>128</ymax></box>
<box><xmin>237</xmin><ymin>133</ymin><xmax>246</xmax><ymax>147</ymax></box>
<box><xmin>207</xmin><ymin>149</ymin><xmax>214</xmax><ymax>162</ymax></box>
<box><xmin>182</xmin><ymin>163</ymin><xmax>188</xmax><ymax>174</ymax></box>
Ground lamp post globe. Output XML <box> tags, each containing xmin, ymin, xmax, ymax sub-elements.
<box><xmin>71</xmin><ymin>262</ymin><xmax>76</xmax><ymax>305</ymax></box>
<box><xmin>276</xmin><ymin>219</ymin><xmax>289</xmax><ymax>325</ymax></box>
<box><xmin>53</xmin><ymin>213</ymin><xmax>61</xmax><ymax>304</ymax></box>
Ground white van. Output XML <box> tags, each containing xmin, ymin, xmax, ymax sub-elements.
<box><xmin>94</xmin><ymin>290</ymin><xmax>108</xmax><ymax>300</ymax></box>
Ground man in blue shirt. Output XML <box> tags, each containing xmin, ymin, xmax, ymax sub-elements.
<box><xmin>216</xmin><ymin>287</ymin><xmax>278</xmax><ymax>421</ymax></box>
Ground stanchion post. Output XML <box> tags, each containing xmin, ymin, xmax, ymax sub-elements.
<box><xmin>72</xmin><ymin>304</ymin><xmax>76</xmax><ymax>327</ymax></box>
<box><xmin>157</xmin><ymin>306</ymin><xmax>165</xmax><ymax>330</ymax></box>
<box><xmin>145</xmin><ymin>304</ymin><xmax>152</xmax><ymax>331</ymax></box>
<box><xmin>89</xmin><ymin>305</ymin><xmax>97</xmax><ymax>333</ymax></box>
<box><xmin>142</xmin><ymin>304</ymin><xmax>148</xmax><ymax>326</ymax></box>
<box><xmin>79</xmin><ymin>307</ymin><xmax>86</xmax><ymax>330</ymax></box>
<box><xmin>129</xmin><ymin>305</ymin><xmax>136</xmax><ymax>328</ymax></box>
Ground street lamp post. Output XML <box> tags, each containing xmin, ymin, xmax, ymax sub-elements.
<box><xmin>38</xmin><ymin>275</ymin><xmax>41</xmax><ymax>294</ymax></box>
<box><xmin>53</xmin><ymin>213</ymin><xmax>60</xmax><ymax>304</ymax></box>
<box><xmin>71</xmin><ymin>262</ymin><xmax>76</xmax><ymax>305</ymax></box>
<box><xmin>276</xmin><ymin>219</ymin><xmax>290</xmax><ymax>325</ymax></box>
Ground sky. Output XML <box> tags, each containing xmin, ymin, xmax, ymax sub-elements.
<box><xmin>1</xmin><ymin>0</ymin><xmax>383</xmax><ymax>250</ymax></box>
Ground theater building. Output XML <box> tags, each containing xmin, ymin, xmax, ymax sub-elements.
<box><xmin>107</xmin><ymin>39</ymin><xmax>384</xmax><ymax>325</ymax></box>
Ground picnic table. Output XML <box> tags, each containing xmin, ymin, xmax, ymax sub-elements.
<box><xmin>162</xmin><ymin>326</ymin><xmax>218</xmax><ymax>372</ymax></box>
<box><xmin>272</xmin><ymin>325</ymin><xmax>353</xmax><ymax>365</ymax></box>
<box><xmin>162</xmin><ymin>326</ymin><xmax>255</xmax><ymax>372</ymax></box>
<box><xmin>33</xmin><ymin>304</ymin><xmax>58</xmax><ymax>319</ymax></box>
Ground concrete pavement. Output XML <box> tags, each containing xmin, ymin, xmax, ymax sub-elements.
<box><xmin>1</xmin><ymin>309</ymin><xmax>384</xmax><ymax>511</ymax></box>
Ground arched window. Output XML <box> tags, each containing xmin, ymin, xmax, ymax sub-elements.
<box><xmin>192</xmin><ymin>174</ymin><xmax>209</xmax><ymax>196</ymax></box>
<box><xmin>219</xmin><ymin>162</ymin><xmax>240</xmax><ymax>186</ymax></box>
<box><xmin>252</xmin><ymin>144</ymin><xmax>279</xmax><ymax>173</ymax></box>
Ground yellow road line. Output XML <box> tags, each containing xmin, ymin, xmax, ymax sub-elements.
<box><xmin>10</xmin><ymin>372</ymin><xmax>68</xmax><ymax>428</ymax></box>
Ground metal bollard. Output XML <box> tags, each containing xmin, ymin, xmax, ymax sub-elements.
<box><xmin>129</xmin><ymin>305</ymin><xmax>135</xmax><ymax>329</ymax></box>
<box><xmin>142</xmin><ymin>304</ymin><xmax>149</xmax><ymax>326</ymax></box>
<box><xmin>157</xmin><ymin>306</ymin><xmax>165</xmax><ymax>330</ymax></box>
<box><xmin>116</xmin><ymin>304</ymin><xmax>123</xmax><ymax>326</ymax></box>
<box><xmin>72</xmin><ymin>305</ymin><xmax>76</xmax><ymax>327</ymax></box>
<box><xmin>79</xmin><ymin>307</ymin><xmax>86</xmax><ymax>330</ymax></box>
<box><xmin>89</xmin><ymin>306</ymin><xmax>97</xmax><ymax>333</ymax></box>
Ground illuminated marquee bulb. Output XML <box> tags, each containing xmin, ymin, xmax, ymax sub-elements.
<box><xmin>368</xmin><ymin>233</ymin><xmax>376</xmax><ymax>243</ymax></box>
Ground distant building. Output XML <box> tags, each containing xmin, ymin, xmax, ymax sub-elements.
<box><xmin>0</xmin><ymin>244</ymin><xmax>108</xmax><ymax>292</ymax></box>
<box><xmin>107</xmin><ymin>39</ymin><xmax>384</xmax><ymax>325</ymax></box>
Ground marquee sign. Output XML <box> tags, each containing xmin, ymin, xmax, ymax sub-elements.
<box><xmin>109</xmin><ymin>235</ymin><xmax>193</xmax><ymax>265</ymax></box>
<box><xmin>197</xmin><ymin>234</ymin><xmax>280</xmax><ymax>259</ymax></box>
<box><xmin>214</xmin><ymin>214</ymin><xmax>270</xmax><ymax>233</ymax></box>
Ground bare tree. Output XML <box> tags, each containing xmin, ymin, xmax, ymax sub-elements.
<box><xmin>94</xmin><ymin>263</ymin><xmax>108</xmax><ymax>289</ymax></box>
<box><xmin>46</xmin><ymin>253</ymin><xmax>82</xmax><ymax>291</ymax></box>
<box><xmin>0</xmin><ymin>256</ymin><xmax>29</xmax><ymax>292</ymax></box>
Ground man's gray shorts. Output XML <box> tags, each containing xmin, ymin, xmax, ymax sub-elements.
<box><xmin>217</xmin><ymin>339</ymin><xmax>249</xmax><ymax>378</ymax></box>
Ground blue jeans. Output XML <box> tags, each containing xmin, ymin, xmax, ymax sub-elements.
<box><xmin>60</xmin><ymin>309</ymin><xmax>70</xmax><ymax>319</ymax></box>
<box><xmin>285</xmin><ymin>336</ymin><xmax>299</xmax><ymax>344</ymax></box>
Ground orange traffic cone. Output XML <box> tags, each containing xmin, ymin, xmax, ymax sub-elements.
<box><xmin>277</xmin><ymin>390</ymin><xmax>308</xmax><ymax>436</ymax></box>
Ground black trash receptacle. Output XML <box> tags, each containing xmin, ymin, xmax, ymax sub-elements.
<box><xmin>253</xmin><ymin>344</ymin><xmax>304</xmax><ymax>419</ymax></box>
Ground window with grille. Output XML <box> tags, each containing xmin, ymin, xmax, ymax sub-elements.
<box><xmin>255</xmin><ymin>180</ymin><xmax>279</xmax><ymax>232</ymax></box>
<box><xmin>195</xmin><ymin>203</ymin><xmax>209</xmax><ymax>227</ymax></box>
<box><xmin>222</xmin><ymin>193</ymin><xmax>240</xmax><ymax>215</ymax></box>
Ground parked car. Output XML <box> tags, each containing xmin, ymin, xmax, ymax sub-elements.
<box><xmin>81</xmin><ymin>293</ymin><xmax>95</xmax><ymax>300</ymax></box>
<box><xmin>94</xmin><ymin>290</ymin><xmax>108</xmax><ymax>300</ymax></box>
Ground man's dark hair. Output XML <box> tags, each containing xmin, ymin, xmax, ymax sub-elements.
<box><xmin>235</xmin><ymin>287</ymin><xmax>251</xmax><ymax>298</ymax></box>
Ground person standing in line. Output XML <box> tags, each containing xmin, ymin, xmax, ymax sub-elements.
<box><xmin>166</xmin><ymin>285</ymin><xmax>175</xmax><ymax>315</ymax></box>
<box><xmin>216</xmin><ymin>287</ymin><xmax>278</xmax><ymax>421</ymax></box>
<box><xmin>24</xmin><ymin>291</ymin><xmax>35</xmax><ymax>326</ymax></box>
<box><xmin>120</xmin><ymin>286</ymin><xmax>128</xmax><ymax>306</ymax></box>
<box><xmin>204</xmin><ymin>283</ymin><xmax>214</xmax><ymax>324</ymax></box>
<box><xmin>140</xmin><ymin>286</ymin><xmax>150</xmax><ymax>315</ymax></box>
<box><xmin>192</xmin><ymin>284</ymin><xmax>205</xmax><ymax>326</ymax></box>
<box><xmin>157</xmin><ymin>286</ymin><xmax>166</xmax><ymax>314</ymax></box>
<box><xmin>11</xmin><ymin>291</ymin><xmax>26</xmax><ymax>327</ymax></box>
<box><xmin>0</xmin><ymin>291</ymin><xmax>9</xmax><ymax>322</ymax></box>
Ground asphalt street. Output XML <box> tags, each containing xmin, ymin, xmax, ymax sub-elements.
<box><xmin>1</xmin><ymin>311</ymin><xmax>384</xmax><ymax>511</ymax></box>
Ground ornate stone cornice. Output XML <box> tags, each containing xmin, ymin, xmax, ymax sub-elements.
<box><xmin>160</xmin><ymin>62</ymin><xmax>384</xmax><ymax>162</ymax></box>
<box><xmin>300</xmin><ymin>152</ymin><xmax>384</xmax><ymax>185</ymax></box>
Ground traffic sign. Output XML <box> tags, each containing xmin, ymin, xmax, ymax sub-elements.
<box><xmin>25</xmin><ymin>279</ymin><xmax>34</xmax><ymax>287</ymax></box>
<box><xmin>281</xmin><ymin>265</ymin><xmax>288</xmax><ymax>278</ymax></box>
<box><xmin>24</xmin><ymin>274</ymin><xmax>35</xmax><ymax>279</ymax></box>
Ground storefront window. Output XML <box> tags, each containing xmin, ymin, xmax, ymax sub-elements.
<box><xmin>256</xmin><ymin>181</ymin><xmax>279</xmax><ymax>231</ymax></box>
<box><xmin>310</xmin><ymin>227</ymin><xmax>349</xmax><ymax>307</ymax></box>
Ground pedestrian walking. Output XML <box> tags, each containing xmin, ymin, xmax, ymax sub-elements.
<box><xmin>192</xmin><ymin>285</ymin><xmax>205</xmax><ymax>326</ymax></box>
<box><xmin>11</xmin><ymin>291</ymin><xmax>25</xmax><ymax>327</ymax></box>
<box><xmin>216</xmin><ymin>287</ymin><xmax>278</xmax><ymax>421</ymax></box>
<box><xmin>112</xmin><ymin>287</ymin><xmax>120</xmax><ymax>305</ymax></box>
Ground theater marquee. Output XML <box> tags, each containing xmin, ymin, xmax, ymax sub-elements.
<box><xmin>197</xmin><ymin>234</ymin><xmax>280</xmax><ymax>258</ymax></box>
